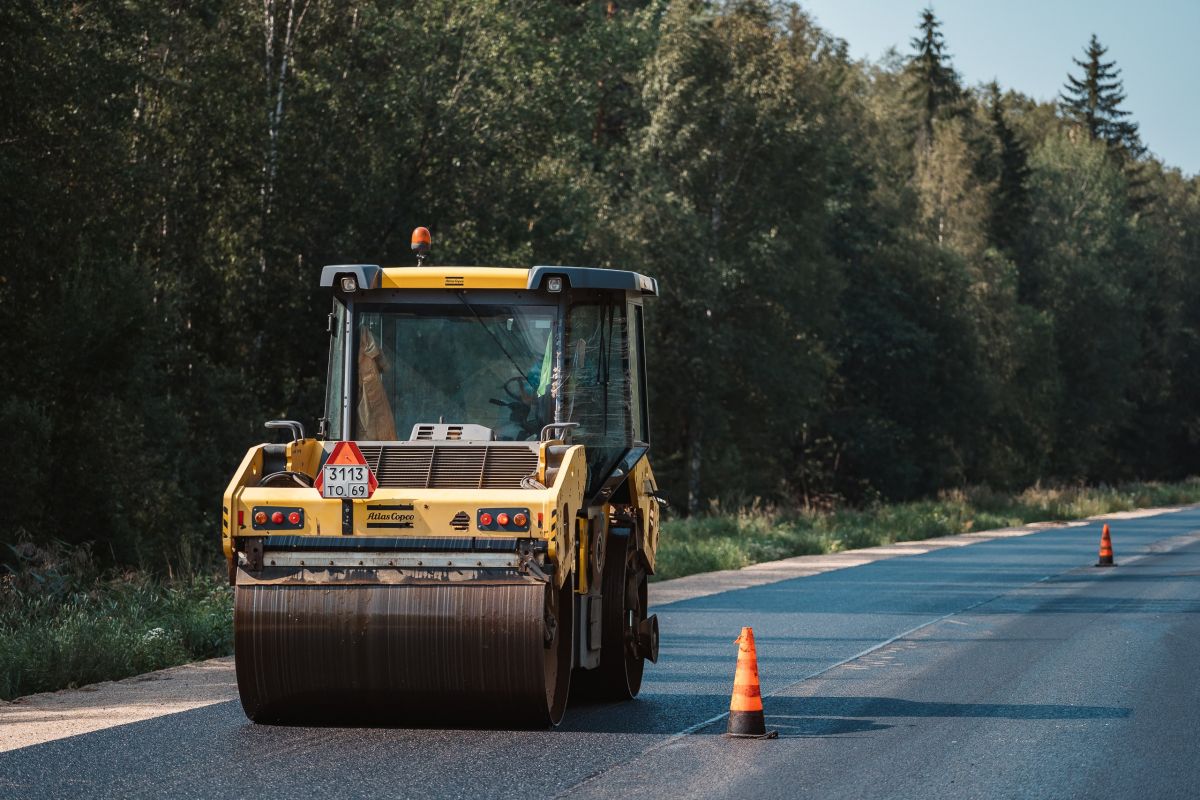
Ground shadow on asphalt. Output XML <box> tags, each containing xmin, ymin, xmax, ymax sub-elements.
<box><xmin>768</xmin><ymin>715</ymin><xmax>893</xmax><ymax>737</ymax></box>
<box><xmin>560</xmin><ymin>692</ymin><xmax>1129</xmax><ymax>737</ymax></box>
<box><xmin>754</xmin><ymin>694</ymin><xmax>1131</xmax><ymax>739</ymax></box>
<box><xmin>769</xmin><ymin>696</ymin><xmax>1130</xmax><ymax>720</ymax></box>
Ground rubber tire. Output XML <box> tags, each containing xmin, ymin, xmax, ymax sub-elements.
<box><xmin>574</xmin><ymin>533</ymin><xmax>647</xmax><ymax>701</ymax></box>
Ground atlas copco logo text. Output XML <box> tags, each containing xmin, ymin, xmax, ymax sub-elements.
<box><xmin>367</xmin><ymin>512</ymin><xmax>415</xmax><ymax>522</ymax></box>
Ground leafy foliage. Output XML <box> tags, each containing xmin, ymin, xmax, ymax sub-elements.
<box><xmin>1</xmin><ymin>2</ymin><xmax>1198</xmax><ymax>572</ymax></box>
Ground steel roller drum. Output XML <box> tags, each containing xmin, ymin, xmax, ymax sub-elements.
<box><xmin>234</xmin><ymin>576</ymin><xmax>573</xmax><ymax>726</ymax></box>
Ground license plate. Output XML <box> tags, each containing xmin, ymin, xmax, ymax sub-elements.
<box><xmin>320</xmin><ymin>464</ymin><xmax>371</xmax><ymax>499</ymax></box>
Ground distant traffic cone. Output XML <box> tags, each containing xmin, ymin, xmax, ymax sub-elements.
<box><xmin>1096</xmin><ymin>523</ymin><xmax>1116</xmax><ymax>567</ymax></box>
<box><xmin>726</xmin><ymin>627</ymin><xmax>777</xmax><ymax>739</ymax></box>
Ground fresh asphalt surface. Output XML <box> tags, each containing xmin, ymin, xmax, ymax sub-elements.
<box><xmin>3</xmin><ymin>510</ymin><xmax>1199</xmax><ymax>799</ymax></box>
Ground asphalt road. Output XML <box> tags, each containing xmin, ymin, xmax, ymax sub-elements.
<box><xmin>3</xmin><ymin>509</ymin><xmax>1199</xmax><ymax>799</ymax></box>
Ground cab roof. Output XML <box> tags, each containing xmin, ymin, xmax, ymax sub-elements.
<box><xmin>320</xmin><ymin>264</ymin><xmax>658</xmax><ymax>296</ymax></box>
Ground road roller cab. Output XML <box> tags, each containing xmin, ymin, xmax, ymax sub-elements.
<box><xmin>221</xmin><ymin>230</ymin><xmax>662</xmax><ymax>726</ymax></box>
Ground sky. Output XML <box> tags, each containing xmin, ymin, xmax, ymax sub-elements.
<box><xmin>799</xmin><ymin>0</ymin><xmax>1199</xmax><ymax>176</ymax></box>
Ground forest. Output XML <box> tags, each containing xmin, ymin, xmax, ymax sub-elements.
<box><xmin>3</xmin><ymin>0</ymin><xmax>1199</xmax><ymax>573</ymax></box>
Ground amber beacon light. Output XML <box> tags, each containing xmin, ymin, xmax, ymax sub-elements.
<box><xmin>411</xmin><ymin>226</ymin><xmax>431</xmax><ymax>265</ymax></box>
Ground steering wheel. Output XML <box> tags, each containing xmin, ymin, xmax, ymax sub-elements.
<box><xmin>503</xmin><ymin>375</ymin><xmax>529</xmax><ymax>401</ymax></box>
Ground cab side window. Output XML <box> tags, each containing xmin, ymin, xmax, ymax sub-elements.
<box><xmin>565</xmin><ymin>299</ymin><xmax>632</xmax><ymax>492</ymax></box>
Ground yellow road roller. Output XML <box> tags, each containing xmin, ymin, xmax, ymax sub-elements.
<box><xmin>221</xmin><ymin>229</ymin><xmax>662</xmax><ymax>726</ymax></box>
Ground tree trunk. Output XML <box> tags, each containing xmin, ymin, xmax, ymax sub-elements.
<box><xmin>260</xmin><ymin>0</ymin><xmax>310</xmax><ymax>270</ymax></box>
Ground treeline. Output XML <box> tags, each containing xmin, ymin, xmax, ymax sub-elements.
<box><xmin>2</xmin><ymin>1</ymin><xmax>1198</xmax><ymax>568</ymax></box>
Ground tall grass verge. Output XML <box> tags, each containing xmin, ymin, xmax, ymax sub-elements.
<box><xmin>0</xmin><ymin>540</ymin><xmax>232</xmax><ymax>701</ymax></box>
<box><xmin>653</xmin><ymin>478</ymin><xmax>1200</xmax><ymax>581</ymax></box>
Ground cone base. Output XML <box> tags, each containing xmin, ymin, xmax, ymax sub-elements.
<box><xmin>1095</xmin><ymin>560</ymin><xmax>1116</xmax><ymax>567</ymax></box>
<box><xmin>725</xmin><ymin>731</ymin><xmax>780</xmax><ymax>739</ymax></box>
<box><xmin>726</xmin><ymin>709</ymin><xmax>777</xmax><ymax>739</ymax></box>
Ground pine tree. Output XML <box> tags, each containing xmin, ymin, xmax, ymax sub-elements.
<box><xmin>905</xmin><ymin>8</ymin><xmax>961</xmax><ymax>154</ymax></box>
<box><xmin>985</xmin><ymin>83</ymin><xmax>1031</xmax><ymax>254</ymax></box>
<box><xmin>1059</xmin><ymin>34</ymin><xmax>1145</xmax><ymax>159</ymax></box>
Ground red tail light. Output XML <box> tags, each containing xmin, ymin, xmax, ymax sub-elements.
<box><xmin>497</xmin><ymin>512</ymin><xmax>510</xmax><ymax>526</ymax></box>
<box><xmin>479</xmin><ymin>512</ymin><xmax>493</xmax><ymax>526</ymax></box>
<box><xmin>288</xmin><ymin>511</ymin><xmax>301</xmax><ymax>525</ymax></box>
<box><xmin>271</xmin><ymin>511</ymin><xmax>284</xmax><ymax>524</ymax></box>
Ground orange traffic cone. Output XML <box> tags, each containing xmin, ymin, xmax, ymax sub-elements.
<box><xmin>1096</xmin><ymin>523</ymin><xmax>1116</xmax><ymax>567</ymax></box>
<box><xmin>726</xmin><ymin>627</ymin><xmax>777</xmax><ymax>739</ymax></box>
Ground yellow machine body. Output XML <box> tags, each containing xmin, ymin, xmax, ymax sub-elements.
<box><xmin>223</xmin><ymin>439</ymin><xmax>591</xmax><ymax>590</ymax></box>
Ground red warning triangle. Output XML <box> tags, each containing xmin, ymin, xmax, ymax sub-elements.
<box><xmin>327</xmin><ymin>440</ymin><xmax>369</xmax><ymax>466</ymax></box>
<box><xmin>313</xmin><ymin>441</ymin><xmax>378</xmax><ymax>494</ymax></box>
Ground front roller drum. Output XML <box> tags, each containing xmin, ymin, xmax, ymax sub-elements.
<box><xmin>234</xmin><ymin>578</ymin><xmax>573</xmax><ymax>726</ymax></box>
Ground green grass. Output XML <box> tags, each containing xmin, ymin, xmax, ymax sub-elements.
<box><xmin>652</xmin><ymin>478</ymin><xmax>1200</xmax><ymax>581</ymax></box>
<box><xmin>0</xmin><ymin>541</ymin><xmax>232</xmax><ymax>701</ymax></box>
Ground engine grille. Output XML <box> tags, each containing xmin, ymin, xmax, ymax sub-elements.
<box><xmin>356</xmin><ymin>444</ymin><xmax>538</xmax><ymax>490</ymax></box>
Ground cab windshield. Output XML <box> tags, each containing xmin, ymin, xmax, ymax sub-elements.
<box><xmin>353</xmin><ymin>303</ymin><xmax>557</xmax><ymax>441</ymax></box>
